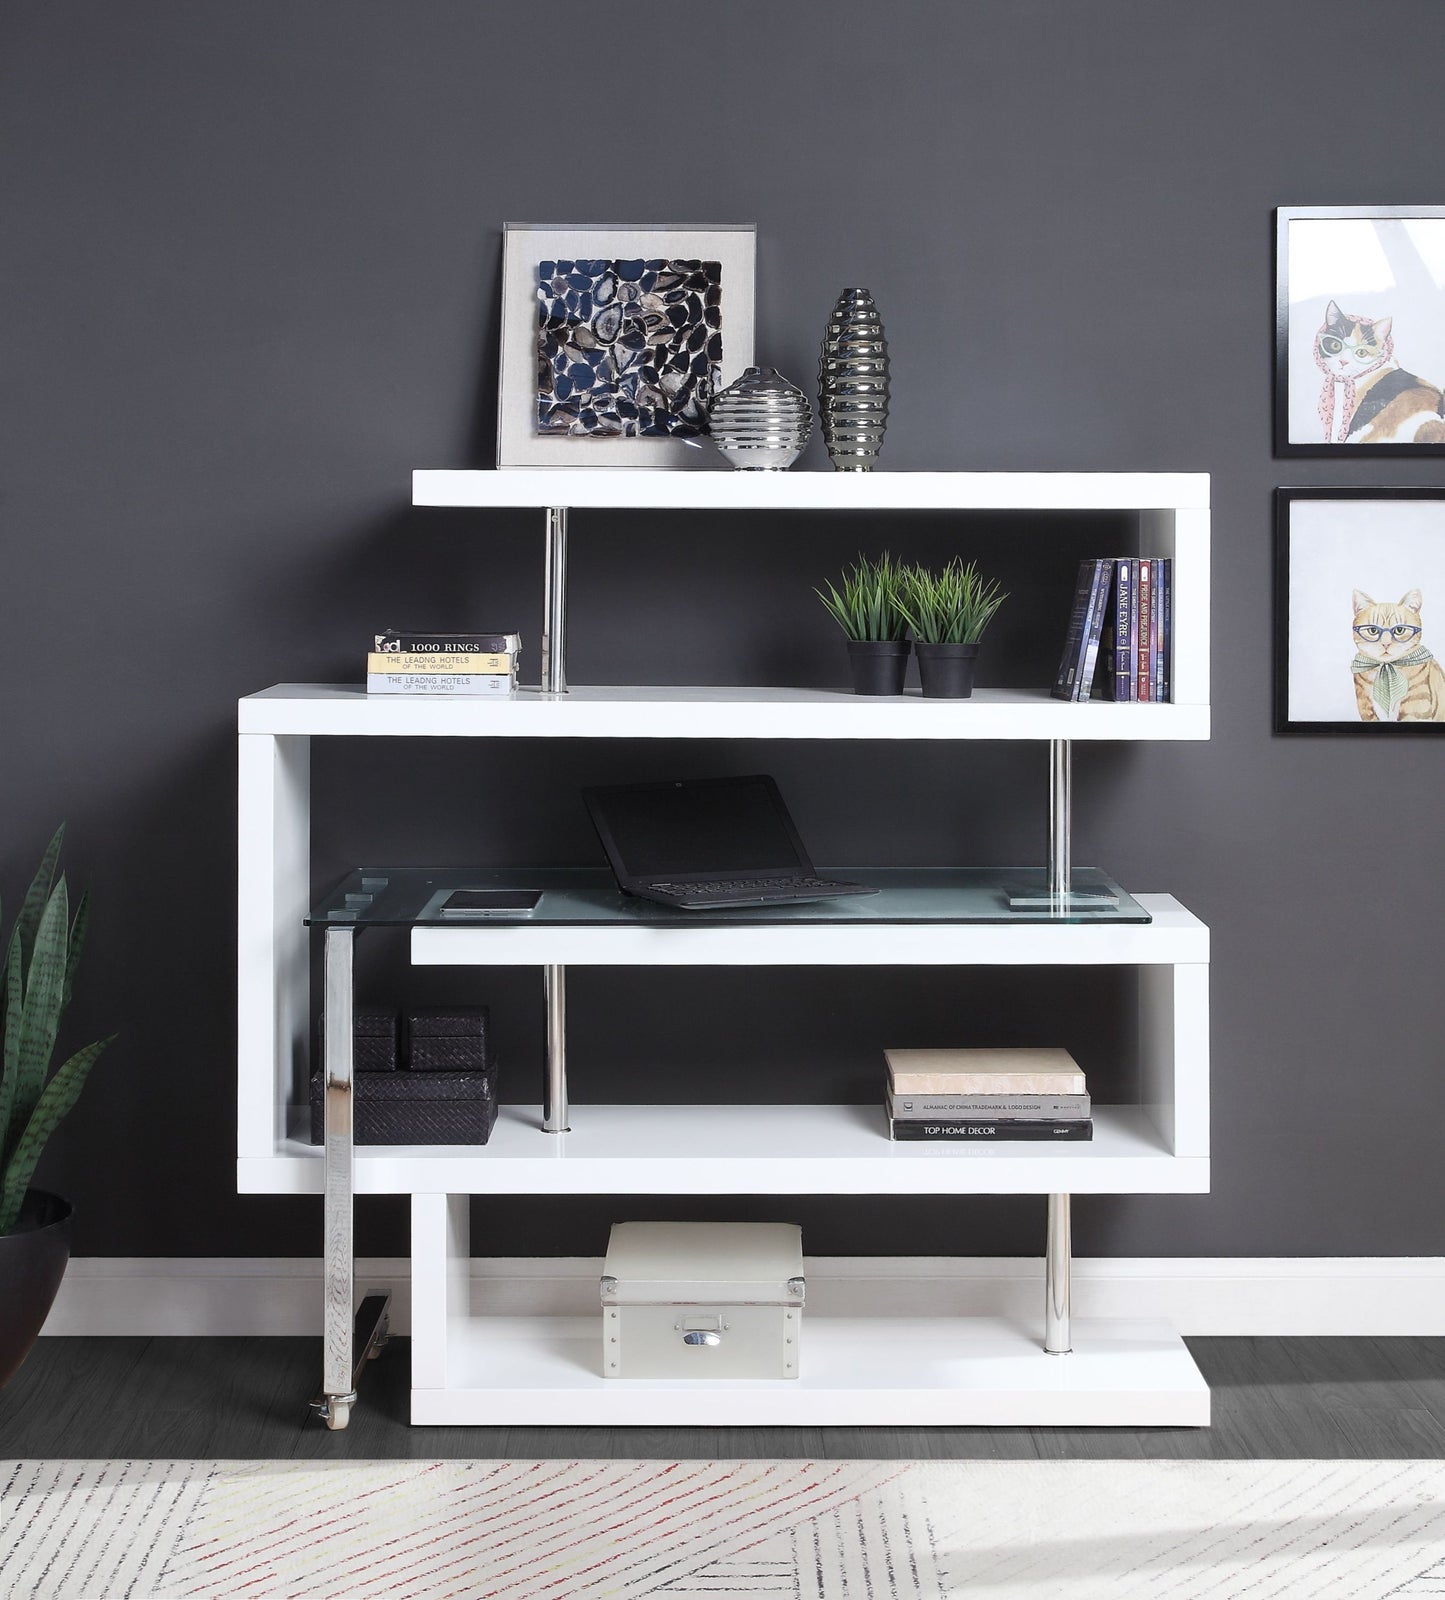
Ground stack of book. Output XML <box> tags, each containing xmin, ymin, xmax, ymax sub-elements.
<box><xmin>1053</xmin><ymin>558</ymin><xmax>1172</xmax><ymax>703</ymax></box>
<box><xmin>366</xmin><ymin>631</ymin><xmax>521</xmax><ymax>697</ymax></box>
<box><xmin>884</xmin><ymin>1047</ymin><xmax>1093</xmax><ymax>1142</ymax></box>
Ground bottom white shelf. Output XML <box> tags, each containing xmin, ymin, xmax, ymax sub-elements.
<box><xmin>413</xmin><ymin>1314</ymin><xmax>1209</xmax><ymax>1427</ymax></box>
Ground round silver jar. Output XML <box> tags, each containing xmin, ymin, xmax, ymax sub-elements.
<box><xmin>707</xmin><ymin>366</ymin><xmax>814</xmax><ymax>470</ymax></box>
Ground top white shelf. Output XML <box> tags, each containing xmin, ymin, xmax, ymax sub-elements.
<box><xmin>413</xmin><ymin>469</ymin><xmax>1211</xmax><ymax>514</ymax></box>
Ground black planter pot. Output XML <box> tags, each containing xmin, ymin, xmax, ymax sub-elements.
<box><xmin>915</xmin><ymin>641</ymin><xmax>981</xmax><ymax>699</ymax></box>
<box><xmin>845</xmin><ymin>639</ymin><xmax>910</xmax><ymax>696</ymax></box>
<box><xmin>0</xmin><ymin>1190</ymin><xmax>72</xmax><ymax>1391</ymax></box>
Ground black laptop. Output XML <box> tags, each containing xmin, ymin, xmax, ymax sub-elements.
<box><xmin>583</xmin><ymin>775</ymin><xmax>878</xmax><ymax>910</ymax></box>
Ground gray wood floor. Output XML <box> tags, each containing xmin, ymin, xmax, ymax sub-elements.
<box><xmin>4</xmin><ymin>1336</ymin><xmax>1445</xmax><ymax>1459</ymax></box>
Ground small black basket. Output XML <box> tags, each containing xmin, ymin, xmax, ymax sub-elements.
<box><xmin>406</xmin><ymin>1007</ymin><xmax>491</xmax><ymax>1073</ymax></box>
<box><xmin>317</xmin><ymin>1007</ymin><xmax>399</xmax><ymax>1074</ymax></box>
<box><xmin>309</xmin><ymin>1066</ymin><xmax>497</xmax><ymax>1145</ymax></box>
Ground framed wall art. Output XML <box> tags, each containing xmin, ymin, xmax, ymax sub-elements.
<box><xmin>1276</xmin><ymin>206</ymin><xmax>1445</xmax><ymax>455</ymax></box>
<box><xmin>1275</xmin><ymin>488</ymin><xmax>1445</xmax><ymax>733</ymax></box>
<box><xmin>496</xmin><ymin>223</ymin><xmax>756</xmax><ymax>469</ymax></box>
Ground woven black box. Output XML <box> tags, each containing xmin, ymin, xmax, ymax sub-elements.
<box><xmin>406</xmin><ymin>1007</ymin><xmax>491</xmax><ymax>1072</ymax></box>
<box><xmin>308</xmin><ymin>1066</ymin><xmax>497</xmax><ymax>1145</ymax></box>
<box><xmin>316</xmin><ymin>1007</ymin><xmax>399</xmax><ymax>1074</ymax></box>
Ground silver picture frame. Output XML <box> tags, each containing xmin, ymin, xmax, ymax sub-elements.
<box><xmin>496</xmin><ymin>222</ymin><xmax>756</xmax><ymax>469</ymax></box>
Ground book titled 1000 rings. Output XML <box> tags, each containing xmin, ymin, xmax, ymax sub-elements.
<box><xmin>366</xmin><ymin>631</ymin><xmax>521</xmax><ymax>697</ymax></box>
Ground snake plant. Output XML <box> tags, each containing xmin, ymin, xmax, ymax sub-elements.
<box><xmin>0</xmin><ymin>826</ymin><xmax>114</xmax><ymax>1235</ymax></box>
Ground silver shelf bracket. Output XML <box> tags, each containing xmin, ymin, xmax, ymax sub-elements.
<box><xmin>1047</xmin><ymin>738</ymin><xmax>1072</xmax><ymax>898</ymax></box>
<box><xmin>542</xmin><ymin>507</ymin><xmax>569</xmax><ymax>693</ymax></box>
<box><xmin>1044</xmin><ymin>1192</ymin><xmax>1072</xmax><ymax>1354</ymax></box>
<box><xmin>543</xmin><ymin>963</ymin><xmax>569</xmax><ymax>1133</ymax></box>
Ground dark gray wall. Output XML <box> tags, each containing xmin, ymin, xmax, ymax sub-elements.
<box><xmin>3</xmin><ymin>0</ymin><xmax>1441</xmax><ymax>1259</ymax></box>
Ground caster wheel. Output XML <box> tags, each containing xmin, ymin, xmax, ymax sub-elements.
<box><xmin>325</xmin><ymin>1399</ymin><xmax>351</xmax><ymax>1431</ymax></box>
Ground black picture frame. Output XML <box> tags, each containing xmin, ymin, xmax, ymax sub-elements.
<box><xmin>1275</xmin><ymin>487</ymin><xmax>1445</xmax><ymax>734</ymax></box>
<box><xmin>1275</xmin><ymin>205</ymin><xmax>1445</xmax><ymax>457</ymax></box>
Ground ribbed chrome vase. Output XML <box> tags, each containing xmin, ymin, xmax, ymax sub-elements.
<box><xmin>707</xmin><ymin>366</ymin><xmax>813</xmax><ymax>470</ymax></box>
<box><xmin>819</xmin><ymin>288</ymin><xmax>890</xmax><ymax>471</ymax></box>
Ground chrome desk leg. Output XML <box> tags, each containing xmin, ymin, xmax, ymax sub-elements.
<box><xmin>312</xmin><ymin>927</ymin><xmax>394</xmax><ymax>1428</ymax></box>
<box><xmin>311</xmin><ymin>1295</ymin><xmax>391</xmax><ymax>1426</ymax></box>
<box><xmin>543</xmin><ymin>964</ymin><xmax>569</xmax><ymax>1133</ymax></box>
<box><xmin>318</xmin><ymin>925</ymin><xmax>358</xmax><ymax>1428</ymax></box>
<box><xmin>1048</xmin><ymin>738</ymin><xmax>1072</xmax><ymax>901</ymax></box>
<box><xmin>1044</xmin><ymin>1193</ymin><xmax>1072</xmax><ymax>1354</ymax></box>
<box><xmin>542</xmin><ymin>507</ymin><xmax>568</xmax><ymax>693</ymax></box>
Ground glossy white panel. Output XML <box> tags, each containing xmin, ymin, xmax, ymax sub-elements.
<box><xmin>414</xmin><ymin>468</ymin><xmax>1211</xmax><ymax>513</ymax></box>
<box><xmin>409</xmin><ymin>894</ymin><xmax>1208</xmax><ymax>968</ymax></box>
<box><xmin>239</xmin><ymin>684</ymin><xmax>1210</xmax><ymax>741</ymax></box>
<box><xmin>240</xmin><ymin>1101</ymin><xmax>1210</xmax><ymax>1198</ymax></box>
<box><xmin>413</xmin><ymin>1314</ymin><xmax>1210</xmax><ymax>1426</ymax></box>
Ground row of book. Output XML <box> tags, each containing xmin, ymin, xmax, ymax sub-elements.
<box><xmin>366</xmin><ymin>631</ymin><xmax>522</xmax><ymax>697</ymax></box>
<box><xmin>1053</xmin><ymin>558</ymin><xmax>1172</xmax><ymax>703</ymax></box>
<box><xmin>885</xmin><ymin>1047</ymin><xmax>1092</xmax><ymax>1142</ymax></box>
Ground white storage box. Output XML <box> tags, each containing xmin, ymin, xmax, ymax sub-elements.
<box><xmin>601</xmin><ymin>1221</ymin><xmax>805</xmax><ymax>1379</ymax></box>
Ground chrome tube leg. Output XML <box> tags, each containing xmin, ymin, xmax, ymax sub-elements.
<box><xmin>542</xmin><ymin>507</ymin><xmax>569</xmax><ymax>693</ymax></box>
<box><xmin>543</xmin><ymin>963</ymin><xmax>569</xmax><ymax>1133</ymax></box>
<box><xmin>1047</xmin><ymin>738</ymin><xmax>1072</xmax><ymax>900</ymax></box>
<box><xmin>1044</xmin><ymin>1192</ymin><xmax>1072</xmax><ymax>1354</ymax></box>
<box><xmin>321</xmin><ymin>926</ymin><xmax>357</xmax><ymax>1427</ymax></box>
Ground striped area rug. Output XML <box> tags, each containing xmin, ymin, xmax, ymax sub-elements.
<box><xmin>3</xmin><ymin>1457</ymin><xmax>1445</xmax><ymax>1598</ymax></box>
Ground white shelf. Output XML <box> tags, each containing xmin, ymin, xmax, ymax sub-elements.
<box><xmin>414</xmin><ymin>468</ymin><xmax>1210</xmax><ymax>514</ymax></box>
<box><xmin>239</xmin><ymin>684</ymin><xmax>1209</xmax><ymax>741</ymax></box>
<box><xmin>408</xmin><ymin>892</ymin><xmax>1205</xmax><ymax>968</ymax></box>
<box><xmin>412</xmin><ymin>1313</ymin><xmax>1210</xmax><ymax>1427</ymax></box>
<box><xmin>239</xmin><ymin>1103</ymin><xmax>1208</xmax><ymax>1197</ymax></box>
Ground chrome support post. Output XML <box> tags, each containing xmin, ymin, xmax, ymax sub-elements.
<box><xmin>1044</xmin><ymin>1192</ymin><xmax>1072</xmax><ymax>1354</ymax></box>
<box><xmin>542</xmin><ymin>506</ymin><xmax>569</xmax><ymax>693</ymax></box>
<box><xmin>1047</xmin><ymin>738</ymin><xmax>1072</xmax><ymax>900</ymax></box>
<box><xmin>543</xmin><ymin>963</ymin><xmax>569</xmax><ymax>1133</ymax></box>
<box><xmin>313</xmin><ymin>926</ymin><xmax>391</xmax><ymax>1430</ymax></box>
<box><xmin>320</xmin><ymin>926</ymin><xmax>358</xmax><ymax>1427</ymax></box>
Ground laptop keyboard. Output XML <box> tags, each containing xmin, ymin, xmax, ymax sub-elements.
<box><xmin>647</xmin><ymin>877</ymin><xmax>840</xmax><ymax>899</ymax></box>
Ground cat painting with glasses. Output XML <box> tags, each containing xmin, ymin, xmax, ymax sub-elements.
<box><xmin>1315</xmin><ymin>303</ymin><xmax>1445</xmax><ymax>444</ymax></box>
<box><xmin>1351</xmin><ymin>589</ymin><xmax>1445</xmax><ymax>721</ymax></box>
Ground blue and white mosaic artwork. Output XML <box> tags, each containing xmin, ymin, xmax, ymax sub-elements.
<box><xmin>536</xmin><ymin>258</ymin><xmax>722</xmax><ymax>437</ymax></box>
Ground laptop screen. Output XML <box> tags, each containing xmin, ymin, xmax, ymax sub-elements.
<box><xmin>588</xmin><ymin>777</ymin><xmax>807</xmax><ymax>880</ymax></box>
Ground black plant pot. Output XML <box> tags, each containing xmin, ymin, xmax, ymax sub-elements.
<box><xmin>915</xmin><ymin>641</ymin><xmax>981</xmax><ymax>699</ymax></box>
<box><xmin>845</xmin><ymin>639</ymin><xmax>910</xmax><ymax>696</ymax></box>
<box><xmin>0</xmin><ymin>1190</ymin><xmax>72</xmax><ymax>1391</ymax></box>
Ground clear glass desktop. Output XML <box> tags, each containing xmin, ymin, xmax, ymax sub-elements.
<box><xmin>306</xmin><ymin>867</ymin><xmax>1151</xmax><ymax>928</ymax></box>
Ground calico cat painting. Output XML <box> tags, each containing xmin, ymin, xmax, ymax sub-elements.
<box><xmin>1316</xmin><ymin>303</ymin><xmax>1445</xmax><ymax>444</ymax></box>
<box><xmin>1351</xmin><ymin>589</ymin><xmax>1445</xmax><ymax>721</ymax></box>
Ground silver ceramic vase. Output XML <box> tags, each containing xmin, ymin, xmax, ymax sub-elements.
<box><xmin>707</xmin><ymin>366</ymin><xmax>814</xmax><ymax>470</ymax></box>
<box><xmin>819</xmin><ymin>288</ymin><xmax>890</xmax><ymax>471</ymax></box>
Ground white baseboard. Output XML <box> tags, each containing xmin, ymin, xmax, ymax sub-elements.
<box><xmin>39</xmin><ymin>1256</ymin><xmax>1445</xmax><ymax>1338</ymax></box>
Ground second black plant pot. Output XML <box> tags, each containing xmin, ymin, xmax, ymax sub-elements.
<box><xmin>0</xmin><ymin>1191</ymin><xmax>72</xmax><ymax>1392</ymax></box>
<box><xmin>845</xmin><ymin>639</ymin><xmax>910</xmax><ymax>695</ymax></box>
<box><xmin>915</xmin><ymin>642</ymin><xmax>981</xmax><ymax>699</ymax></box>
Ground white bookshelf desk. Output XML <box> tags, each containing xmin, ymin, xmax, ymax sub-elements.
<box><xmin>238</xmin><ymin>469</ymin><xmax>1211</xmax><ymax>1428</ymax></box>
